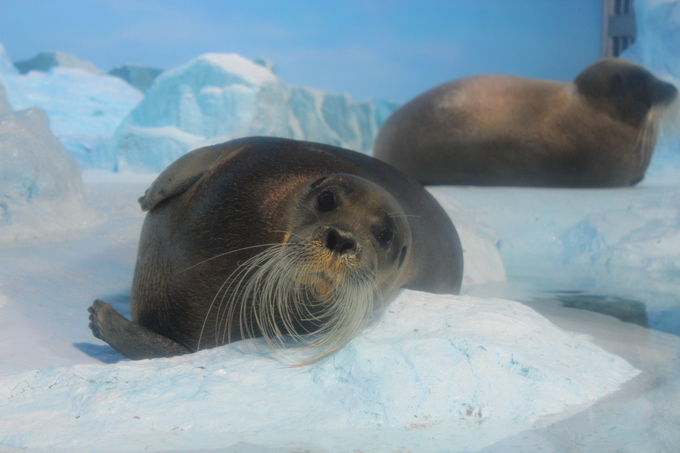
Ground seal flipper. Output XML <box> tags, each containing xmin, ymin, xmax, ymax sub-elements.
<box><xmin>88</xmin><ymin>299</ymin><xmax>191</xmax><ymax>360</ymax></box>
<box><xmin>139</xmin><ymin>142</ymin><xmax>248</xmax><ymax>211</ymax></box>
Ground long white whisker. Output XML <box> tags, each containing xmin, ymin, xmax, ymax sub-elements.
<box><xmin>180</xmin><ymin>243</ymin><xmax>285</xmax><ymax>273</ymax></box>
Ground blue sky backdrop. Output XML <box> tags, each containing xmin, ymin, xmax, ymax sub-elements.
<box><xmin>0</xmin><ymin>0</ymin><xmax>603</xmax><ymax>102</ymax></box>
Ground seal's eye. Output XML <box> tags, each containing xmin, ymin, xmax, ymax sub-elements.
<box><xmin>376</xmin><ymin>228</ymin><xmax>393</xmax><ymax>246</ymax></box>
<box><xmin>317</xmin><ymin>191</ymin><xmax>337</xmax><ymax>212</ymax></box>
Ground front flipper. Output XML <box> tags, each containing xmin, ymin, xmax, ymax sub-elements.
<box><xmin>138</xmin><ymin>141</ymin><xmax>248</xmax><ymax>211</ymax></box>
<box><xmin>88</xmin><ymin>299</ymin><xmax>191</xmax><ymax>360</ymax></box>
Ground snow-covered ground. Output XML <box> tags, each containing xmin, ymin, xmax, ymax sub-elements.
<box><xmin>0</xmin><ymin>169</ymin><xmax>678</xmax><ymax>452</ymax></box>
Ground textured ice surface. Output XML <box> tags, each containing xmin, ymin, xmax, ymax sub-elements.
<box><xmin>431</xmin><ymin>183</ymin><xmax>680</xmax><ymax>337</ymax></box>
<box><xmin>0</xmin><ymin>83</ymin><xmax>102</xmax><ymax>242</ymax></box>
<box><xmin>0</xmin><ymin>43</ymin><xmax>143</xmax><ymax>169</ymax></box>
<box><xmin>5</xmin><ymin>67</ymin><xmax>143</xmax><ymax>169</ymax></box>
<box><xmin>0</xmin><ymin>44</ymin><xmax>142</xmax><ymax>169</ymax></box>
<box><xmin>0</xmin><ymin>290</ymin><xmax>638</xmax><ymax>452</ymax></box>
<box><xmin>113</xmin><ymin>53</ymin><xmax>398</xmax><ymax>172</ymax></box>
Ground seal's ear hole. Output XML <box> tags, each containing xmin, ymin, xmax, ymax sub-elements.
<box><xmin>317</xmin><ymin>190</ymin><xmax>337</xmax><ymax>212</ymax></box>
<box><xmin>309</xmin><ymin>176</ymin><xmax>328</xmax><ymax>189</ymax></box>
<box><xmin>398</xmin><ymin>246</ymin><xmax>408</xmax><ymax>268</ymax></box>
<box><xmin>376</xmin><ymin>228</ymin><xmax>394</xmax><ymax>246</ymax></box>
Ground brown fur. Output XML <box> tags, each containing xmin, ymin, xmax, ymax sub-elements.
<box><xmin>374</xmin><ymin>58</ymin><xmax>677</xmax><ymax>187</ymax></box>
<box><xmin>89</xmin><ymin>137</ymin><xmax>463</xmax><ymax>361</ymax></box>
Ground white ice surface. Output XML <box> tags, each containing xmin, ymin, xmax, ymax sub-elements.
<box><xmin>0</xmin><ymin>291</ymin><xmax>638</xmax><ymax>452</ymax></box>
<box><xmin>0</xmin><ymin>172</ymin><xmax>657</xmax><ymax>453</ymax></box>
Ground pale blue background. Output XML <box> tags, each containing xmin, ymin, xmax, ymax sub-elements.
<box><xmin>0</xmin><ymin>0</ymin><xmax>602</xmax><ymax>102</ymax></box>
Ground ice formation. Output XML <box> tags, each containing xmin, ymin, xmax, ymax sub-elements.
<box><xmin>0</xmin><ymin>290</ymin><xmax>638</xmax><ymax>452</ymax></box>
<box><xmin>14</xmin><ymin>50</ymin><xmax>102</xmax><ymax>74</ymax></box>
<box><xmin>113</xmin><ymin>53</ymin><xmax>398</xmax><ymax>172</ymax></box>
<box><xmin>108</xmin><ymin>63</ymin><xmax>163</xmax><ymax>93</ymax></box>
<box><xmin>0</xmin><ymin>82</ymin><xmax>101</xmax><ymax>242</ymax></box>
<box><xmin>0</xmin><ymin>45</ymin><xmax>144</xmax><ymax>169</ymax></box>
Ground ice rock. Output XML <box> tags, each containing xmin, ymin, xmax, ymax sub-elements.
<box><xmin>112</xmin><ymin>53</ymin><xmax>398</xmax><ymax>172</ymax></box>
<box><xmin>0</xmin><ymin>83</ymin><xmax>101</xmax><ymax>242</ymax></box>
<box><xmin>108</xmin><ymin>63</ymin><xmax>163</xmax><ymax>93</ymax></box>
<box><xmin>0</xmin><ymin>291</ymin><xmax>639</xmax><ymax>452</ymax></box>
<box><xmin>14</xmin><ymin>50</ymin><xmax>102</xmax><ymax>74</ymax></box>
<box><xmin>7</xmin><ymin>67</ymin><xmax>144</xmax><ymax>169</ymax></box>
<box><xmin>0</xmin><ymin>44</ymin><xmax>143</xmax><ymax>169</ymax></box>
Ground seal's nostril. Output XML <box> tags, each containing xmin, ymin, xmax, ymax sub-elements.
<box><xmin>325</xmin><ymin>229</ymin><xmax>338</xmax><ymax>251</ymax></box>
<box><xmin>324</xmin><ymin>228</ymin><xmax>356</xmax><ymax>254</ymax></box>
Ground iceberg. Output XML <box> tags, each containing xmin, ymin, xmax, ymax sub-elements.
<box><xmin>13</xmin><ymin>50</ymin><xmax>102</xmax><ymax>74</ymax></box>
<box><xmin>113</xmin><ymin>53</ymin><xmax>398</xmax><ymax>172</ymax></box>
<box><xmin>0</xmin><ymin>82</ymin><xmax>102</xmax><ymax>242</ymax></box>
<box><xmin>9</xmin><ymin>67</ymin><xmax>144</xmax><ymax>169</ymax></box>
<box><xmin>0</xmin><ymin>44</ymin><xmax>143</xmax><ymax>169</ymax></box>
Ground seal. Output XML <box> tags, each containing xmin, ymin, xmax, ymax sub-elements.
<box><xmin>373</xmin><ymin>58</ymin><xmax>678</xmax><ymax>187</ymax></box>
<box><xmin>88</xmin><ymin>137</ymin><xmax>463</xmax><ymax>363</ymax></box>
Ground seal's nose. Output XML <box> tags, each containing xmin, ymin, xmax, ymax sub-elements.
<box><xmin>323</xmin><ymin>228</ymin><xmax>357</xmax><ymax>255</ymax></box>
<box><xmin>653</xmin><ymin>80</ymin><xmax>678</xmax><ymax>105</ymax></box>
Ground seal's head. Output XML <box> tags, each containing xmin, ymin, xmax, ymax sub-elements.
<box><xmin>574</xmin><ymin>58</ymin><xmax>678</xmax><ymax>128</ymax></box>
<box><xmin>210</xmin><ymin>173</ymin><xmax>411</xmax><ymax>363</ymax></box>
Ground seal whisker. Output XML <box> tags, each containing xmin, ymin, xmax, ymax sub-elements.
<box><xmin>198</xmin><ymin>246</ymin><xmax>273</xmax><ymax>350</ymax></box>
<box><xmin>629</xmin><ymin>101</ymin><xmax>664</xmax><ymax>174</ymax></box>
<box><xmin>179</xmin><ymin>243</ymin><xmax>285</xmax><ymax>273</ymax></box>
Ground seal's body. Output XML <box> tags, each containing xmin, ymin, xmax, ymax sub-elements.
<box><xmin>89</xmin><ymin>137</ymin><xmax>463</xmax><ymax>361</ymax></box>
<box><xmin>374</xmin><ymin>58</ymin><xmax>677</xmax><ymax>187</ymax></box>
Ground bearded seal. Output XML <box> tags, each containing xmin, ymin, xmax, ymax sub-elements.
<box><xmin>88</xmin><ymin>137</ymin><xmax>463</xmax><ymax>363</ymax></box>
<box><xmin>373</xmin><ymin>58</ymin><xmax>678</xmax><ymax>187</ymax></box>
